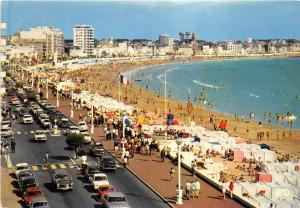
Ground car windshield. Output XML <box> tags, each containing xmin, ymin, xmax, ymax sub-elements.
<box><xmin>23</xmin><ymin>179</ymin><xmax>36</xmax><ymax>186</ymax></box>
<box><xmin>24</xmin><ymin>115</ymin><xmax>31</xmax><ymax>118</ymax></box>
<box><xmin>70</xmin><ymin>127</ymin><xmax>78</xmax><ymax>130</ymax></box>
<box><xmin>95</xmin><ymin>176</ymin><xmax>107</xmax><ymax>181</ymax></box>
<box><xmin>108</xmin><ymin>197</ymin><xmax>126</xmax><ymax>203</ymax></box>
<box><xmin>101</xmin><ymin>186</ymin><xmax>114</xmax><ymax>191</ymax></box>
<box><xmin>103</xmin><ymin>158</ymin><xmax>113</xmax><ymax>163</ymax></box>
<box><xmin>88</xmin><ymin>167</ymin><xmax>100</xmax><ymax>173</ymax></box>
<box><xmin>17</xmin><ymin>166</ymin><xmax>28</xmax><ymax>170</ymax></box>
<box><xmin>56</xmin><ymin>174</ymin><xmax>69</xmax><ymax>180</ymax></box>
<box><xmin>36</xmin><ymin>132</ymin><xmax>44</xmax><ymax>135</ymax></box>
<box><xmin>33</xmin><ymin>202</ymin><xmax>48</xmax><ymax>207</ymax></box>
<box><xmin>28</xmin><ymin>191</ymin><xmax>41</xmax><ymax>196</ymax></box>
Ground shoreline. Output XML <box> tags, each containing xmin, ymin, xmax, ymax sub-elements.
<box><xmin>65</xmin><ymin>54</ymin><xmax>300</xmax><ymax>157</ymax></box>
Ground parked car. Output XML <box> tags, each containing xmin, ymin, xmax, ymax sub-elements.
<box><xmin>80</xmin><ymin>131</ymin><xmax>92</xmax><ymax>144</ymax></box>
<box><xmin>15</xmin><ymin>104</ymin><xmax>24</xmax><ymax>112</ymax></box>
<box><xmin>34</xmin><ymin>130</ymin><xmax>47</xmax><ymax>142</ymax></box>
<box><xmin>91</xmin><ymin>173</ymin><xmax>109</xmax><ymax>190</ymax></box>
<box><xmin>1</xmin><ymin>118</ymin><xmax>12</xmax><ymax>128</ymax></box>
<box><xmin>30</xmin><ymin>197</ymin><xmax>49</xmax><ymax>208</ymax></box>
<box><xmin>11</xmin><ymin>98</ymin><xmax>21</xmax><ymax>105</ymax></box>
<box><xmin>58</xmin><ymin>118</ymin><xmax>70</xmax><ymax>128</ymax></box>
<box><xmin>90</xmin><ymin>141</ymin><xmax>105</xmax><ymax>156</ymax></box>
<box><xmin>23</xmin><ymin>114</ymin><xmax>33</xmax><ymax>124</ymax></box>
<box><xmin>97</xmin><ymin>184</ymin><xmax>115</xmax><ymax>198</ymax></box>
<box><xmin>0</xmin><ymin>126</ymin><xmax>13</xmax><ymax>137</ymax></box>
<box><xmin>23</xmin><ymin>186</ymin><xmax>44</xmax><ymax>207</ymax></box>
<box><xmin>84</xmin><ymin>165</ymin><xmax>102</xmax><ymax>182</ymax></box>
<box><xmin>41</xmin><ymin>118</ymin><xmax>51</xmax><ymax>128</ymax></box>
<box><xmin>15</xmin><ymin>163</ymin><xmax>30</xmax><ymax>178</ymax></box>
<box><xmin>18</xmin><ymin>176</ymin><xmax>37</xmax><ymax>195</ymax></box>
<box><xmin>17</xmin><ymin>170</ymin><xmax>34</xmax><ymax>184</ymax></box>
<box><xmin>67</xmin><ymin>126</ymin><xmax>80</xmax><ymax>134</ymax></box>
<box><xmin>100</xmin><ymin>192</ymin><xmax>131</xmax><ymax>208</ymax></box>
<box><xmin>99</xmin><ymin>156</ymin><xmax>116</xmax><ymax>171</ymax></box>
<box><xmin>79</xmin><ymin>121</ymin><xmax>88</xmax><ymax>131</ymax></box>
<box><xmin>51</xmin><ymin>169</ymin><xmax>73</xmax><ymax>191</ymax></box>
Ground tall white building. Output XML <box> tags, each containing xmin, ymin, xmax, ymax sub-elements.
<box><xmin>12</xmin><ymin>26</ymin><xmax>64</xmax><ymax>61</ymax></box>
<box><xmin>73</xmin><ymin>25</ymin><xmax>94</xmax><ymax>55</ymax></box>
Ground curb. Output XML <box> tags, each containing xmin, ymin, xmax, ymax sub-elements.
<box><xmin>58</xmin><ymin>106</ymin><xmax>174</xmax><ymax>208</ymax></box>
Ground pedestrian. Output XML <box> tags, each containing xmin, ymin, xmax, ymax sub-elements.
<box><xmin>45</xmin><ymin>151</ymin><xmax>50</xmax><ymax>164</ymax></box>
<box><xmin>191</xmin><ymin>181</ymin><xmax>196</xmax><ymax>199</ymax></box>
<box><xmin>160</xmin><ymin>148</ymin><xmax>165</xmax><ymax>162</ymax></box>
<box><xmin>229</xmin><ymin>181</ymin><xmax>234</xmax><ymax>198</ymax></box>
<box><xmin>195</xmin><ymin>180</ymin><xmax>201</xmax><ymax>198</ymax></box>
<box><xmin>10</xmin><ymin>137</ymin><xmax>16</xmax><ymax>153</ymax></box>
<box><xmin>185</xmin><ymin>180</ymin><xmax>191</xmax><ymax>200</ymax></box>
<box><xmin>221</xmin><ymin>180</ymin><xmax>227</xmax><ymax>200</ymax></box>
<box><xmin>169</xmin><ymin>167</ymin><xmax>175</xmax><ymax>181</ymax></box>
<box><xmin>122</xmin><ymin>156</ymin><xmax>127</xmax><ymax>169</ymax></box>
<box><xmin>191</xmin><ymin>160</ymin><xmax>197</xmax><ymax>176</ymax></box>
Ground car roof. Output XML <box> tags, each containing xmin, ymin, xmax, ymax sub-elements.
<box><xmin>94</xmin><ymin>173</ymin><xmax>107</xmax><ymax>177</ymax></box>
<box><xmin>70</xmin><ymin>126</ymin><xmax>78</xmax><ymax>128</ymax></box>
<box><xmin>105</xmin><ymin>192</ymin><xmax>125</xmax><ymax>198</ymax></box>
<box><xmin>16</xmin><ymin>163</ymin><xmax>29</xmax><ymax>167</ymax></box>
<box><xmin>54</xmin><ymin>169</ymin><xmax>69</xmax><ymax>174</ymax></box>
<box><xmin>26</xmin><ymin>186</ymin><xmax>41</xmax><ymax>192</ymax></box>
<box><xmin>21</xmin><ymin>176</ymin><xmax>35</xmax><ymax>181</ymax></box>
<box><xmin>31</xmin><ymin>197</ymin><xmax>47</xmax><ymax>203</ymax></box>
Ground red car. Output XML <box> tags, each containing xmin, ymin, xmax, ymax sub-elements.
<box><xmin>97</xmin><ymin>184</ymin><xmax>115</xmax><ymax>200</ymax></box>
<box><xmin>23</xmin><ymin>186</ymin><xmax>44</xmax><ymax>206</ymax></box>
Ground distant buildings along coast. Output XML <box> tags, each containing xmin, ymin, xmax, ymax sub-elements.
<box><xmin>1</xmin><ymin>22</ymin><xmax>300</xmax><ymax>63</ymax></box>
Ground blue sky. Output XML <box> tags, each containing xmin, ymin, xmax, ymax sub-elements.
<box><xmin>1</xmin><ymin>1</ymin><xmax>300</xmax><ymax>41</ymax></box>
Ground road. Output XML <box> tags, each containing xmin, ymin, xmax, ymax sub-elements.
<box><xmin>7</xmin><ymin>96</ymin><xmax>170</xmax><ymax>208</ymax></box>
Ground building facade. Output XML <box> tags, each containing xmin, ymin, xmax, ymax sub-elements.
<box><xmin>73</xmin><ymin>25</ymin><xmax>94</xmax><ymax>55</ymax></box>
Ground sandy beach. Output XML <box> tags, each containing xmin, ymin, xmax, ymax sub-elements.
<box><xmin>65</xmin><ymin>56</ymin><xmax>300</xmax><ymax>158</ymax></box>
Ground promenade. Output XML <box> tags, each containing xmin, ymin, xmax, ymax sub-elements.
<box><xmin>42</xmin><ymin>87</ymin><xmax>243</xmax><ymax>208</ymax></box>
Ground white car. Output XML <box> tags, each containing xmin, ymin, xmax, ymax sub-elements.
<box><xmin>67</xmin><ymin>126</ymin><xmax>80</xmax><ymax>134</ymax></box>
<box><xmin>79</xmin><ymin>121</ymin><xmax>88</xmax><ymax>131</ymax></box>
<box><xmin>80</xmin><ymin>131</ymin><xmax>92</xmax><ymax>143</ymax></box>
<box><xmin>34</xmin><ymin>130</ymin><xmax>47</xmax><ymax>141</ymax></box>
<box><xmin>1</xmin><ymin>126</ymin><xmax>13</xmax><ymax>137</ymax></box>
<box><xmin>15</xmin><ymin>163</ymin><xmax>30</xmax><ymax>177</ymax></box>
<box><xmin>23</xmin><ymin>114</ymin><xmax>33</xmax><ymax>124</ymax></box>
<box><xmin>12</xmin><ymin>99</ymin><xmax>21</xmax><ymax>105</ymax></box>
<box><xmin>91</xmin><ymin>173</ymin><xmax>109</xmax><ymax>190</ymax></box>
<box><xmin>41</xmin><ymin>118</ymin><xmax>51</xmax><ymax>128</ymax></box>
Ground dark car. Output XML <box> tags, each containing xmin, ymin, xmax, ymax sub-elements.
<box><xmin>58</xmin><ymin>118</ymin><xmax>70</xmax><ymax>128</ymax></box>
<box><xmin>51</xmin><ymin>169</ymin><xmax>73</xmax><ymax>191</ymax></box>
<box><xmin>99</xmin><ymin>156</ymin><xmax>116</xmax><ymax>171</ymax></box>
<box><xmin>18</xmin><ymin>176</ymin><xmax>37</xmax><ymax>195</ymax></box>
<box><xmin>90</xmin><ymin>141</ymin><xmax>105</xmax><ymax>156</ymax></box>
<box><xmin>84</xmin><ymin>165</ymin><xmax>102</xmax><ymax>181</ymax></box>
<box><xmin>17</xmin><ymin>170</ymin><xmax>34</xmax><ymax>183</ymax></box>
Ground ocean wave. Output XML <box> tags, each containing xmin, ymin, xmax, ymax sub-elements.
<box><xmin>165</xmin><ymin>67</ymin><xmax>177</xmax><ymax>73</ymax></box>
<box><xmin>193</xmin><ymin>80</ymin><xmax>219</xmax><ymax>89</ymax></box>
<box><xmin>250</xmin><ymin>93</ymin><xmax>259</xmax><ymax>98</ymax></box>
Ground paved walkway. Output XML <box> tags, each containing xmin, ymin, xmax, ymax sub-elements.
<box><xmin>42</xmin><ymin>88</ymin><xmax>244</xmax><ymax>208</ymax></box>
<box><xmin>0</xmin><ymin>168</ymin><xmax>21</xmax><ymax>208</ymax></box>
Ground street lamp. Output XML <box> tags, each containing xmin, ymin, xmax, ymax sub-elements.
<box><xmin>56</xmin><ymin>86</ymin><xmax>59</xmax><ymax>107</ymax></box>
<box><xmin>46</xmin><ymin>78</ymin><xmax>49</xmax><ymax>99</ymax></box>
<box><xmin>70</xmin><ymin>90</ymin><xmax>74</xmax><ymax>118</ymax></box>
<box><xmin>37</xmin><ymin>74</ymin><xmax>40</xmax><ymax>94</ymax></box>
<box><xmin>175</xmin><ymin>137</ymin><xmax>183</xmax><ymax>205</ymax></box>
<box><xmin>90</xmin><ymin>97</ymin><xmax>94</xmax><ymax>134</ymax></box>
<box><xmin>31</xmin><ymin>72</ymin><xmax>34</xmax><ymax>88</ymax></box>
<box><xmin>122</xmin><ymin>115</ymin><xmax>127</xmax><ymax>156</ymax></box>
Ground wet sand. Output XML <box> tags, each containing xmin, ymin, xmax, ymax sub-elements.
<box><xmin>65</xmin><ymin>57</ymin><xmax>300</xmax><ymax>158</ymax></box>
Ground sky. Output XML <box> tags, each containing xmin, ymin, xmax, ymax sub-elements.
<box><xmin>1</xmin><ymin>1</ymin><xmax>300</xmax><ymax>41</ymax></box>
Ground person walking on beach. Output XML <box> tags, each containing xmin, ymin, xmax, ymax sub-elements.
<box><xmin>191</xmin><ymin>181</ymin><xmax>196</xmax><ymax>199</ymax></box>
<box><xmin>221</xmin><ymin>180</ymin><xmax>227</xmax><ymax>200</ymax></box>
<box><xmin>169</xmin><ymin>167</ymin><xmax>175</xmax><ymax>181</ymax></box>
<box><xmin>160</xmin><ymin>148</ymin><xmax>165</xmax><ymax>162</ymax></box>
<box><xmin>185</xmin><ymin>180</ymin><xmax>191</xmax><ymax>199</ymax></box>
<box><xmin>195</xmin><ymin>180</ymin><xmax>201</xmax><ymax>198</ymax></box>
<box><xmin>10</xmin><ymin>138</ymin><xmax>16</xmax><ymax>153</ymax></box>
<box><xmin>122</xmin><ymin>156</ymin><xmax>128</xmax><ymax>169</ymax></box>
<box><xmin>229</xmin><ymin>181</ymin><xmax>234</xmax><ymax>199</ymax></box>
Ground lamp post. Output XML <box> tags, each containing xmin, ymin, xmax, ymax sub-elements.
<box><xmin>122</xmin><ymin>115</ymin><xmax>127</xmax><ymax>156</ymax></box>
<box><xmin>56</xmin><ymin>86</ymin><xmax>59</xmax><ymax>107</ymax></box>
<box><xmin>70</xmin><ymin>90</ymin><xmax>74</xmax><ymax>118</ymax></box>
<box><xmin>31</xmin><ymin>72</ymin><xmax>34</xmax><ymax>88</ymax></box>
<box><xmin>37</xmin><ymin>75</ymin><xmax>40</xmax><ymax>94</ymax></box>
<box><xmin>46</xmin><ymin>78</ymin><xmax>49</xmax><ymax>99</ymax></box>
<box><xmin>175</xmin><ymin>137</ymin><xmax>183</xmax><ymax>205</ymax></box>
<box><xmin>90</xmin><ymin>97</ymin><xmax>94</xmax><ymax>134</ymax></box>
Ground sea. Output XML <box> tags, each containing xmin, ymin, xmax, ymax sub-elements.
<box><xmin>124</xmin><ymin>58</ymin><xmax>300</xmax><ymax>129</ymax></box>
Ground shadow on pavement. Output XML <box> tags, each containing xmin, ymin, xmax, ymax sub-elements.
<box><xmin>17</xmin><ymin>199</ymin><xmax>26</xmax><ymax>208</ymax></box>
<box><xmin>50</xmin><ymin>155</ymin><xmax>70</xmax><ymax>160</ymax></box>
<box><xmin>84</xmin><ymin>184</ymin><xmax>94</xmax><ymax>193</ymax></box>
<box><xmin>9</xmin><ymin>172</ymin><xmax>16</xmax><ymax>179</ymax></box>
<box><xmin>10</xmin><ymin>180</ymin><xmax>18</xmax><ymax>189</ymax></box>
<box><xmin>208</xmin><ymin>195</ymin><xmax>224</xmax><ymax>200</ymax></box>
<box><xmin>44</xmin><ymin>182</ymin><xmax>56</xmax><ymax>192</ymax></box>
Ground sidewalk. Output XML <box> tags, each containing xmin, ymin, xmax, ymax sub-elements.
<box><xmin>0</xmin><ymin>168</ymin><xmax>21</xmax><ymax>208</ymax></box>
<box><xmin>42</xmin><ymin>88</ymin><xmax>243</xmax><ymax>208</ymax></box>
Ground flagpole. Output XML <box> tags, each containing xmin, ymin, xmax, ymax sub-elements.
<box><xmin>188</xmin><ymin>88</ymin><xmax>191</xmax><ymax>138</ymax></box>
